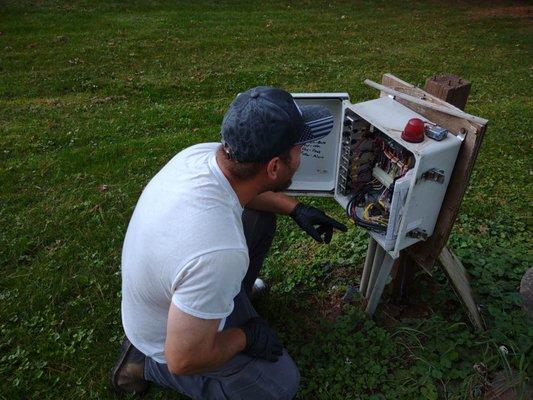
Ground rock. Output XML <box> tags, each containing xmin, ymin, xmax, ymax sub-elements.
<box><xmin>54</xmin><ymin>35</ymin><xmax>68</xmax><ymax>43</ymax></box>
<box><xmin>519</xmin><ymin>267</ymin><xmax>533</xmax><ymax>318</ymax></box>
<box><xmin>341</xmin><ymin>285</ymin><xmax>357</xmax><ymax>303</ymax></box>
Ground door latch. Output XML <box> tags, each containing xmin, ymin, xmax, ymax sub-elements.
<box><xmin>421</xmin><ymin>168</ymin><xmax>445</xmax><ymax>184</ymax></box>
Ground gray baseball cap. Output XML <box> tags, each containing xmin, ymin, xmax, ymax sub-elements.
<box><xmin>220</xmin><ymin>86</ymin><xmax>334</xmax><ymax>163</ymax></box>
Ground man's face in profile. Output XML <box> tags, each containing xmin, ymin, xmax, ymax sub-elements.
<box><xmin>271</xmin><ymin>145</ymin><xmax>303</xmax><ymax>192</ymax></box>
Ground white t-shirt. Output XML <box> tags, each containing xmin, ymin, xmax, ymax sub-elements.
<box><xmin>121</xmin><ymin>143</ymin><xmax>249</xmax><ymax>364</ymax></box>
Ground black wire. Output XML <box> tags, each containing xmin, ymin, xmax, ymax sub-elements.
<box><xmin>345</xmin><ymin>185</ymin><xmax>387</xmax><ymax>233</ymax></box>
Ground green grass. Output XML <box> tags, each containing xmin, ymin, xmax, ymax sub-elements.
<box><xmin>1</xmin><ymin>1</ymin><xmax>531</xmax><ymax>399</ymax></box>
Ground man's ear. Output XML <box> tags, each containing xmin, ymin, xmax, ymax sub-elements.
<box><xmin>265</xmin><ymin>157</ymin><xmax>281</xmax><ymax>180</ymax></box>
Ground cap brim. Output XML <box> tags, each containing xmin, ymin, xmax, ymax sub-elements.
<box><xmin>294</xmin><ymin>105</ymin><xmax>334</xmax><ymax>145</ymax></box>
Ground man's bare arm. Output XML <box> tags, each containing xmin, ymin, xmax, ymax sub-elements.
<box><xmin>164</xmin><ymin>303</ymin><xmax>246</xmax><ymax>375</ymax></box>
<box><xmin>246</xmin><ymin>191</ymin><xmax>298</xmax><ymax>215</ymax></box>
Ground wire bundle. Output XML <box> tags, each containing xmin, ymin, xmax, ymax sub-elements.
<box><xmin>344</xmin><ymin>124</ymin><xmax>414</xmax><ymax>234</ymax></box>
<box><xmin>346</xmin><ymin>184</ymin><xmax>388</xmax><ymax>233</ymax></box>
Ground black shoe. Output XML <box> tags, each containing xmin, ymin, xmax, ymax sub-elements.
<box><xmin>110</xmin><ymin>338</ymin><xmax>150</xmax><ymax>396</ymax></box>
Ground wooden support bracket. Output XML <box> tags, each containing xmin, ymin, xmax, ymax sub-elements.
<box><xmin>439</xmin><ymin>246</ymin><xmax>485</xmax><ymax>330</ymax></box>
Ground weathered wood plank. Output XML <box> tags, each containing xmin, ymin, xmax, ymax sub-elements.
<box><xmin>438</xmin><ymin>246</ymin><xmax>485</xmax><ymax>330</ymax></box>
<box><xmin>365</xmin><ymin>79</ymin><xmax>487</xmax><ymax>125</ymax></box>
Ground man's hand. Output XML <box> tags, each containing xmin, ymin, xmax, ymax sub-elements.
<box><xmin>241</xmin><ymin>317</ymin><xmax>283</xmax><ymax>362</ymax></box>
<box><xmin>290</xmin><ymin>203</ymin><xmax>347</xmax><ymax>243</ymax></box>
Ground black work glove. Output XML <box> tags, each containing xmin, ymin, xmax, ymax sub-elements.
<box><xmin>241</xmin><ymin>317</ymin><xmax>283</xmax><ymax>362</ymax></box>
<box><xmin>290</xmin><ymin>203</ymin><xmax>347</xmax><ymax>243</ymax></box>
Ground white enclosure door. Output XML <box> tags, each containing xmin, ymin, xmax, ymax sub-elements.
<box><xmin>285</xmin><ymin>93</ymin><xmax>349</xmax><ymax>196</ymax></box>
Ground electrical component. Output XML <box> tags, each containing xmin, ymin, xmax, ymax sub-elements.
<box><xmin>401</xmin><ymin>118</ymin><xmax>425</xmax><ymax>143</ymax></box>
<box><xmin>340</xmin><ymin>110</ymin><xmax>415</xmax><ymax>237</ymax></box>
<box><xmin>372</xmin><ymin>166</ymin><xmax>393</xmax><ymax>188</ymax></box>
<box><xmin>288</xmin><ymin>94</ymin><xmax>463</xmax><ymax>257</ymax></box>
<box><xmin>425</xmin><ymin>125</ymin><xmax>449</xmax><ymax>141</ymax></box>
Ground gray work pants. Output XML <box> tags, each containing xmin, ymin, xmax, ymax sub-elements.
<box><xmin>143</xmin><ymin>209</ymin><xmax>301</xmax><ymax>399</ymax></box>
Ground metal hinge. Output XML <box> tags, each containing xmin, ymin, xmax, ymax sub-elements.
<box><xmin>421</xmin><ymin>168</ymin><xmax>445</xmax><ymax>184</ymax></box>
<box><xmin>407</xmin><ymin>228</ymin><xmax>428</xmax><ymax>240</ymax></box>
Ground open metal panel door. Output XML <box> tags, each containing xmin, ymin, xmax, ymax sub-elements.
<box><xmin>285</xmin><ymin>93</ymin><xmax>349</xmax><ymax>196</ymax></box>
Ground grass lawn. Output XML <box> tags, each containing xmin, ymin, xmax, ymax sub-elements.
<box><xmin>1</xmin><ymin>1</ymin><xmax>531</xmax><ymax>399</ymax></box>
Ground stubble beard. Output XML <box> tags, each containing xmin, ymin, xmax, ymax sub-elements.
<box><xmin>270</xmin><ymin>156</ymin><xmax>298</xmax><ymax>192</ymax></box>
<box><xmin>271</xmin><ymin>176</ymin><xmax>293</xmax><ymax>192</ymax></box>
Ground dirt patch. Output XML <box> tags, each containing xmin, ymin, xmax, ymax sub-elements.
<box><xmin>470</xmin><ymin>6</ymin><xmax>533</xmax><ymax>19</ymax></box>
<box><xmin>322</xmin><ymin>291</ymin><xmax>350</xmax><ymax>322</ymax></box>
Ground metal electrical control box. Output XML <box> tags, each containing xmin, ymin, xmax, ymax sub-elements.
<box><xmin>287</xmin><ymin>93</ymin><xmax>463</xmax><ymax>258</ymax></box>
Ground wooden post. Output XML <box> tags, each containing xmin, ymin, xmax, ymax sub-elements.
<box><xmin>390</xmin><ymin>253</ymin><xmax>415</xmax><ymax>305</ymax></box>
<box><xmin>365</xmin><ymin>245</ymin><xmax>386</xmax><ymax>298</ymax></box>
<box><xmin>424</xmin><ymin>74</ymin><xmax>471</xmax><ymax>111</ymax></box>
<box><xmin>366</xmin><ymin>253</ymin><xmax>396</xmax><ymax>316</ymax></box>
<box><xmin>360</xmin><ymin>237</ymin><xmax>377</xmax><ymax>295</ymax></box>
<box><xmin>421</xmin><ymin>74</ymin><xmax>483</xmax><ymax>329</ymax></box>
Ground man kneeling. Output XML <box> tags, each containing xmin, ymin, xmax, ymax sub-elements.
<box><xmin>111</xmin><ymin>87</ymin><xmax>346</xmax><ymax>399</ymax></box>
